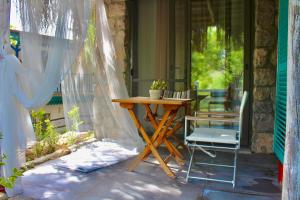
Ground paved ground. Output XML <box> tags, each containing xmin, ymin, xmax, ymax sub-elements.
<box><xmin>11</xmin><ymin>148</ymin><xmax>281</xmax><ymax>200</ymax></box>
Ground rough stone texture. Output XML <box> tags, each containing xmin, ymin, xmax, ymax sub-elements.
<box><xmin>252</xmin><ymin>0</ymin><xmax>278</xmax><ymax>153</ymax></box>
<box><xmin>253</xmin><ymin>87</ymin><xmax>271</xmax><ymax>101</ymax></box>
<box><xmin>104</xmin><ymin>0</ymin><xmax>128</xmax><ymax>74</ymax></box>
<box><xmin>253</xmin><ymin>101</ymin><xmax>274</xmax><ymax>114</ymax></box>
<box><xmin>254</xmin><ymin>68</ymin><xmax>276</xmax><ymax>86</ymax></box>
<box><xmin>251</xmin><ymin>133</ymin><xmax>274</xmax><ymax>153</ymax></box>
<box><xmin>0</xmin><ymin>193</ymin><xmax>7</xmax><ymax>200</ymax></box>
<box><xmin>253</xmin><ymin>113</ymin><xmax>275</xmax><ymax>133</ymax></box>
<box><xmin>254</xmin><ymin>48</ymin><xmax>268</xmax><ymax>68</ymax></box>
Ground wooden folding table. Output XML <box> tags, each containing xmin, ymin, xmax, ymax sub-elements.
<box><xmin>112</xmin><ymin>97</ymin><xmax>190</xmax><ymax>178</ymax></box>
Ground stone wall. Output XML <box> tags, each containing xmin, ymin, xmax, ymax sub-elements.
<box><xmin>104</xmin><ymin>0</ymin><xmax>129</xmax><ymax>83</ymax></box>
<box><xmin>251</xmin><ymin>0</ymin><xmax>278</xmax><ymax>153</ymax></box>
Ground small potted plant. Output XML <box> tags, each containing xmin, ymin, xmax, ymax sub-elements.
<box><xmin>149</xmin><ymin>80</ymin><xmax>167</xmax><ymax>99</ymax></box>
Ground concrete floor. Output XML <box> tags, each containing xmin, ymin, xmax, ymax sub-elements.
<box><xmin>15</xmin><ymin>148</ymin><xmax>281</xmax><ymax>200</ymax></box>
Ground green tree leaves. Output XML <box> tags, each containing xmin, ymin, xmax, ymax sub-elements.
<box><xmin>192</xmin><ymin>27</ymin><xmax>243</xmax><ymax>90</ymax></box>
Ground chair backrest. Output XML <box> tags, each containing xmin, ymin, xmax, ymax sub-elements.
<box><xmin>163</xmin><ymin>90</ymin><xmax>191</xmax><ymax>99</ymax></box>
<box><xmin>163</xmin><ymin>90</ymin><xmax>173</xmax><ymax>98</ymax></box>
<box><xmin>238</xmin><ymin>91</ymin><xmax>248</xmax><ymax>144</ymax></box>
<box><xmin>210</xmin><ymin>90</ymin><xmax>227</xmax><ymax>98</ymax></box>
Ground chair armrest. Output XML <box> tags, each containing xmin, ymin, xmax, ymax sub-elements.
<box><xmin>195</xmin><ymin>111</ymin><xmax>239</xmax><ymax>117</ymax></box>
<box><xmin>185</xmin><ymin>115</ymin><xmax>239</xmax><ymax>123</ymax></box>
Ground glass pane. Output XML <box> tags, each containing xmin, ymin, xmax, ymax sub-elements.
<box><xmin>191</xmin><ymin>0</ymin><xmax>244</xmax><ymax>113</ymax></box>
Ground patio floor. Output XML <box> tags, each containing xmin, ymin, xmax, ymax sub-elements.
<box><xmin>13</xmin><ymin>147</ymin><xmax>281</xmax><ymax>200</ymax></box>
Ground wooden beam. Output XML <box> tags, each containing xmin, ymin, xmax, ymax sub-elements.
<box><xmin>206</xmin><ymin>0</ymin><xmax>215</xmax><ymax>24</ymax></box>
<box><xmin>185</xmin><ymin>115</ymin><xmax>239</xmax><ymax>123</ymax></box>
<box><xmin>282</xmin><ymin>0</ymin><xmax>300</xmax><ymax>199</ymax></box>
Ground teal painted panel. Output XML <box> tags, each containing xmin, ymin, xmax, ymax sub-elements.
<box><xmin>47</xmin><ymin>96</ymin><xmax>63</xmax><ymax>105</ymax></box>
<box><xmin>273</xmin><ymin>0</ymin><xmax>288</xmax><ymax>163</ymax></box>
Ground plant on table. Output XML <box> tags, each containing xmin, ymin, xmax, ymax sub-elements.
<box><xmin>149</xmin><ymin>80</ymin><xmax>167</xmax><ymax>99</ymax></box>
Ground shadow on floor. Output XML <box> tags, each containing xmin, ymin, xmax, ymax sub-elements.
<box><xmin>17</xmin><ymin>148</ymin><xmax>281</xmax><ymax>200</ymax></box>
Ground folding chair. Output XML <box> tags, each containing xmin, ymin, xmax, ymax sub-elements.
<box><xmin>184</xmin><ymin>91</ymin><xmax>248</xmax><ymax>187</ymax></box>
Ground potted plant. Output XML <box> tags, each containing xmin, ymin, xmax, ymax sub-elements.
<box><xmin>149</xmin><ymin>80</ymin><xmax>167</xmax><ymax>99</ymax></box>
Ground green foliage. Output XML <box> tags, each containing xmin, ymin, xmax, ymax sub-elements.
<box><xmin>33</xmin><ymin>142</ymin><xmax>44</xmax><ymax>158</ymax></box>
<box><xmin>30</xmin><ymin>109</ymin><xmax>59</xmax><ymax>157</ymax></box>
<box><xmin>67</xmin><ymin>106</ymin><xmax>84</xmax><ymax>132</ymax></box>
<box><xmin>31</xmin><ymin>109</ymin><xmax>46</xmax><ymax>141</ymax></box>
<box><xmin>67</xmin><ymin>133</ymin><xmax>77</xmax><ymax>146</ymax></box>
<box><xmin>192</xmin><ymin>27</ymin><xmax>243</xmax><ymax>90</ymax></box>
<box><xmin>0</xmin><ymin>133</ymin><xmax>23</xmax><ymax>189</ymax></box>
<box><xmin>67</xmin><ymin>106</ymin><xmax>84</xmax><ymax>146</ymax></box>
<box><xmin>44</xmin><ymin>119</ymin><xmax>59</xmax><ymax>152</ymax></box>
<box><xmin>150</xmin><ymin>80</ymin><xmax>167</xmax><ymax>90</ymax></box>
<box><xmin>9</xmin><ymin>30</ymin><xmax>20</xmax><ymax>48</ymax></box>
<box><xmin>0</xmin><ymin>168</ymin><xmax>23</xmax><ymax>189</ymax></box>
<box><xmin>9</xmin><ymin>35</ymin><xmax>18</xmax><ymax>47</ymax></box>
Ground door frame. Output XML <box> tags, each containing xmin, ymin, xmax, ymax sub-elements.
<box><xmin>242</xmin><ymin>0</ymin><xmax>254</xmax><ymax>147</ymax></box>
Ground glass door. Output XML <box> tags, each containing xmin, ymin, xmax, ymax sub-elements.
<box><xmin>131</xmin><ymin>0</ymin><xmax>189</xmax><ymax>130</ymax></box>
<box><xmin>131</xmin><ymin>0</ymin><xmax>189</xmax><ymax>96</ymax></box>
<box><xmin>190</xmin><ymin>0</ymin><xmax>251</xmax><ymax>145</ymax></box>
<box><xmin>130</xmin><ymin>0</ymin><xmax>251</xmax><ymax>145</ymax></box>
<box><xmin>169</xmin><ymin>0</ymin><xmax>189</xmax><ymax>91</ymax></box>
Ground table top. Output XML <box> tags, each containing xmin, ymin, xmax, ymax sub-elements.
<box><xmin>112</xmin><ymin>96</ymin><xmax>191</xmax><ymax>105</ymax></box>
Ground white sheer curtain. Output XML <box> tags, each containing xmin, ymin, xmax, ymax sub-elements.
<box><xmin>63</xmin><ymin>0</ymin><xmax>144</xmax><ymax>150</ymax></box>
<box><xmin>1</xmin><ymin>0</ymin><xmax>92</xmax><ymax>197</ymax></box>
<box><xmin>1</xmin><ymin>0</ymin><xmax>143</xmax><ymax>197</ymax></box>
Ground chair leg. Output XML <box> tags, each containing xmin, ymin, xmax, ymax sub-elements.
<box><xmin>187</xmin><ymin>145</ymin><xmax>192</xmax><ymax>156</ymax></box>
<box><xmin>186</xmin><ymin>144</ymin><xmax>196</xmax><ymax>183</ymax></box>
<box><xmin>232</xmin><ymin>149</ymin><xmax>238</xmax><ymax>188</ymax></box>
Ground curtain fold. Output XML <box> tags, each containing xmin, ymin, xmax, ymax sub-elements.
<box><xmin>1</xmin><ymin>0</ymin><xmax>92</xmax><ymax>196</ymax></box>
<box><xmin>94</xmin><ymin>0</ymin><xmax>143</xmax><ymax>149</ymax></box>
<box><xmin>62</xmin><ymin>0</ymin><xmax>144</xmax><ymax>150</ymax></box>
<box><xmin>2</xmin><ymin>0</ymin><xmax>142</xmax><ymax>197</ymax></box>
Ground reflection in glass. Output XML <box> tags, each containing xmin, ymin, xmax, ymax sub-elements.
<box><xmin>191</xmin><ymin>0</ymin><xmax>244</xmax><ymax>113</ymax></box>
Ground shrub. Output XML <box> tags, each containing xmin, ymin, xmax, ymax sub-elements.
<box><xmin>67</xmin><ymin>106</ymin><xmax>84</xmax><ymax>132</ymax></box>
<box><xmin>43</xmin><ymin>119</ymin><xmax>59</xmax><ymax>153</ymax></box>
<box><xmin>67</xmin><ymin>106</ymin><xmax>84</xmax><ymax>145</ymax></box>
<box><xmin>31</xmin><ymin>109</ymin><xmax>46</xmax><ymax>141</ymax></box>
<box><xmin>30</xmin><ymin>109</ymin><xmax>59</xmax><ymax>158</ymax></box>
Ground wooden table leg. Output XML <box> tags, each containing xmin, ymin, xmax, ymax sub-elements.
<box><xmin>166</xmin><ymin>122</ymin><xmax>188</xmax><ymax>152</ymax></box>
<box><xmin>144</xmin><ymin>104</ymin><xmax>159</xmax><ymax>129</ymax></box>
<box><xmin>123</xmin><ymin>104</ymin><xmax>175</xmax><ymax>178</ymax></box>
<box><xmin>137</xmin><ymin>109</ymin><xmax>177</xmax><ymax>162</ymax></box>
<box><xmin>144</xmin><ymin>104</ymin><xmax>186</xmax><ymax>165</ymax></box>
<box><xmin>142</xmin><ymin>105</ymin><xmax>178</xmax><ymax>158</ymax></box>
